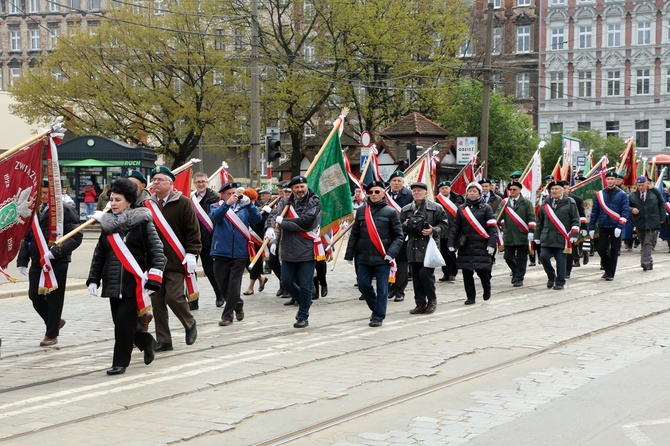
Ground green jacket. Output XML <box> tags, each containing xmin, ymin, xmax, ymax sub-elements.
<box><xmin>629</xmin><ymin>188</ymin><xmax>665</xmax><ymax>231</ymax></box>
<box><xmin>501</xmin><ymin>195</ymin><xmax>536</xmax><ymax>246</ymax></box>
<box><xmin>535</xmin><ymin>195</ymin><xmax>580</xmax><ymax>249</ymax></box>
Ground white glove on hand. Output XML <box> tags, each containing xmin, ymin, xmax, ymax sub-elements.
<box><xmin>262</xmin><ymin>205</ymin><xmax>272</xmax><ymax>214</ymax></box>
<box><xmin>91</xmin><ymin>210</ymin><xmax>105</xmax><ymax>222</ymax></box>
<box><xmin>184</xmin><ymin>253</ymin><xmax>198</xmax><ymax>273</ymax></box>
<box><xmin>527</xmin><ymin>233</ymin><xmax>534</xmax><ymax>243</ymax></box>
<box><xmin>580</xmin><ymin>229</ymin><xmax>588</xmax><ymax>237</ymax></box>
<box><xmin>88</xmin><ymin>283</ymin><xmax>98</xmax><ymax>296</ymax></box>
<box><xmin>534</xmin><ymin>239</ymin><xmax>541</xmax><ymax>245</ymax></box>
<box><xmin>487</xmin><ymin>246</ymin><xmax>495</xmax><ymax>255</ymax></box>
<box><xmin>18</xmin><ymin>266</ymin><xmax>27</xmax><ymax>276</ymax></box>
<box><xmin>589</xmin><ymin>230</ymin><xmax>595</xmax><ymax>238</ymax></box>
<box><xmin>448</xmin><ymin>247</ymin><xmax>455</xmax><ymax>252</ymax></box>
<box><xmin>384</xmin><ymin>255</ymin><xmax>393</xmax><ymax>263</ymax></box>
<box><xmin>265</xmin><ymin>228</ymin><xmax>276</xmax><ymax>241</ymax></box>
<box><xmin>570</xmin><ymin>235</ymin><xmax>578</xmax><ymax>243</ymax></box>
<box><xmin>270</xmin><ymin>243</ymin><xmax>277</xmax><ymax>255</ymax></box>
<box><xmin>614</xmin><ymin>228</ymin><xmax>622</xmax><ymax>238</ymax></box>
<box><xmin>240</xmin><ymin>195</ymin><xmax>251</xmax><ymax>205</ymax></box>
<box><xmin>275</xmin><ymin>216</ymin><xmax>283</xmax><ymax>225</ymax></box>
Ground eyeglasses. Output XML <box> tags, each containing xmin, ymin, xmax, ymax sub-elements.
<box><xmin>368</xmin><ymin>190</ymin><xmax>383</xmax><ymax>195</ymax></box>
<box><xmin>152</xmin><ymin>177</ymin><xmax>170</xmax><ymax>183</ymax></box>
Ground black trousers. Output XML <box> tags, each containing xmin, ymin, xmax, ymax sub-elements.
<box><xmin>213</xmin><ymin>257</ymin><xmax>247</xmax><ymax>321</ymax></box>
<box><xmin>566</xmin><ymin>244</ymin><xmax>582</xmax><ymax>276</ymax></box>
<box><xmin>440</xmin><ymin>237</ymin><xmax>458</xmax><ymax>278</ymax></box>
<box><xmin>110</xmin><ymin>296</ymin><xmax>154</xmax><ymax>367</ymax></box>
<box><xmin>597</xmin><ymin>227</ymin><xmax>622</xmax><ymax>278</ymax></box>
<box><xmin>503</xmin><ymin>244</ymin><xmax>528</xmax><ymax>284</ymax></box>
<box><xmin>409</xmin><ymin>262</ymin><xmax>436</xmax><ymax>306</ymax></box>
<box><xmin>268</xmin><ymin>251</ymin><xmax>281</xmax><ymax>280</ymax></box>
<box><xmin>199</xmin><ymin>248</ymin><xmax>222</xmax><ymax>301</ymax></box>
<box><xmin>247</xmin><ymin>253</ymin><xmax>264</xmax><ymax>280</ymax></box>
<box><xmin>313</xmin><ymin>260</ymin><xmax>327</xmax><ymax>288</ymax></box>
<box><xmin>28</xmin><ymin>261</ymin><xmax>69</xmax><ymax>339</ymax></box>
<box><xmin>462</xmin><ymin>268</ymin><xmax>491</xmax><ymax>301</ymax></box>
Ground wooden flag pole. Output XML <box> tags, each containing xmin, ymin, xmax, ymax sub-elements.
<box><xmin>496</xmin><ymin>148</ymin><xmax>539</xmax><ymax>222</ymax></box>
<box><xmin>248</xmin><ymin>204</ymin><xmax>289</xmax><ymax>269</ymax></box>
<box><xmin>305</xmin><ymin>108</ymin><xmax>350</xmax><ymax>178</ymax></box>
<box><xmin>329</xmin><ymin>228</ymin><xmax>348</xmax><ymax>271</ymax></box>
<box><xmin>172</xmin><ymin>158</ymin><xmax>200</xmax><ymax>176</ymax></box>
<box><xmin>326</xmin><ymin>220</ymin><xmax>353</xmax><ymax>251</ymax></box>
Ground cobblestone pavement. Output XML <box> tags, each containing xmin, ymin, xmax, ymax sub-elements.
<box><xmin>1</xmin><ymin>236</ymin><xmax>669</xmax><ymax>445</ymax></box>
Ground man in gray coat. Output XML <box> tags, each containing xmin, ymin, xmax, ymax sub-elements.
<box><xmin>401</xmin><ymin>182</ymin><xmax>449</xmax><ymax>315</ymax></box>
<box><xmin>629</xmin><ymin>175</ymin><xmax>665</xmax><ymax>271</ymax></box>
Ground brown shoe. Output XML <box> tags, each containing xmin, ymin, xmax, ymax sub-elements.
<box><xmin>40</xmin><ymin>336</ymin><xmax>58</xmax><ymax>347</ymax></box>
<box><xmin>424</xmin><ymin>300</ymin><xmax>437</xmax><ymax>314</ymax></box>
<box><xmin>219</xmin><ymin>319</ymin><xmax>233</xmax><ymax>326</ymax></box>
<box><xmin>409</xmin><ymin>305</ymin><xmax>426</xmax><ymax>314</ymax></box>
<box><xmin>59</xmin><ymin>319</ymin><xmax>66</xmax><ymax>330</ymax></box>
<box><xmin>235</xmin><ymin>309</ymin><xmax>245</xmax><ymax>321</ymax></box>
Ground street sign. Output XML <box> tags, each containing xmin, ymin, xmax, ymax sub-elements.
<box><xmin>576</xmin><ymin>155</ymin><xmax>586</xmax><ymax>167</ymax></box>
<box><xmin>456</xmin><ymin>137</ymin><xmax>478</xmax><ymax>165</ymax></box>
<box><xmin>361</xmin><ymin>131</ymin><xmax>372</xmax><ymax>147</ymax></box>
<box><xmin>360</xmin><ymin>147</ymin><xmax>370</xmax><ymax>173</ymax></box>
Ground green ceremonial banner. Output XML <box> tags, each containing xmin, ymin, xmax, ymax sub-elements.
<box><xmin>307</xmin><ymin>130</ymin><xmax>354</xmax><ymax>235</ymax></box>
<box><xmin>573</xmin><ymin>175</ymin><xmax>602</xmax><ymax>239</ymax></box>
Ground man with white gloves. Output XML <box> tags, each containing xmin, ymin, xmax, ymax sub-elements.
<box><xmin>500</xmin><ymin>179</ymin><xmax>536</xmax><ymax>288</ymax></box>
<box><xmin>17</xmin><ymin>180</ymin><xmax>83</xmax><ymax>347</ymax></box>
<box><xmin>145</xmin><ymin>166</ymin><xmax>201</xmax><ymax>351</ymax></box>
<box><xmin>588</xmin><ymin>171</ymin><xmax>630</xmax><ymax>281</ymax></box>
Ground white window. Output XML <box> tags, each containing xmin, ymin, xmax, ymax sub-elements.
<box><xmin>29</xmin><ymin>0</ymin><xmax>39</xmax><ymax>13</ymax></box>
<box><xmin>636</xmin><ymin>68</ymin><xmax>650</xmax><ymax>95</ymax></box>
<box><xmin>492</xmin><ymin>28</ymin><xmax>502</xmax><ymax>55</ymax></box>
<box><xmin>578</xmin><ymin>71</ymin><xmax>592</xmax><ymax>97</ymax></box>
<box><xmin>637</xmin><ymin>21</ymin><xmax>651</xmax><ymax>45</ymax></box>
<box><xmin>518</xmin><ymin>0</ymin><xmax>530</xmax><ymax>5</ymax></box>
<box><xmin>304</xmin><ymin>125</ymin><xmax>315</xmax><ymax>138</ymax></box>
<box><xmin>30</xmin><ymin>30</ymin><xmax>41</xmax><ymax>51</ymax></box>
<box><xmin>10</xmin><ymin>31</ymin><xmax>21</xmax><ymax>52</ymax></box>
<box><xmin>516</xmin><ymin>73</ymin><xmax>530</xmax><ymax>99</ymax></box>
<box><xmin>304</xmin><ymin>45</ymin><xmax>315</xmax><ymax>63</ymax></box>
<box><xmin>666</xmin><ymin>120</ymin><xmax>670</xmax><ymax>148</ymax></box>
<box><xmin>667</xmin><ymin>68</ymin><xmax>670</xmax><ymax>93</ymax></box>
<box><xmin>459</xmin><ymin>38</ymin><xmax>473</xmax><ymax>57</ymax></box>
<box><xmin>10</xmin><ymin>68</ymin><xmax>21</xmax><ymax>87</ymax></box>
<box><xmin>492</xmin><ymin>74</ymin><xmax>502</xmax><ymax>94</ymax></box>
<box><xmin>52</xmin><ymin>69</ymin><xmax>62</xmax><ymax>82</ymax></box>
<box><xmin>516</xmin><ymin>26</ymin><xmax>530</xmax><ymax>53</ymax></box>
<box><xmin>90</xmin><ymin>0</ymin><xmax>100</xmax><ymax>9</ymax></box>
<box><xmin>212</xmin><ymin>70</ymin><xmax>223</xmax><ymax>86</ymax></box>
<box><xmin>48</xmin><ymin>27</ymin><xmax>60</xmax><ymax>49</ymax></box>
<box><xmin>606</xmin><ymin>70</ymin><xmax>621</xmax><ymax>96</ymax></box>
<box><xmin>304</xmin><ymin>0</ymin><xmax>314</xmax><ymax>18</ymax></box>
<box><xmin>214</xmin><ymin>29</ymin><xmax>224</xmax><ymax>51</ymax></box>
<box><xmin>71</xmin><ymin>0</ymin><xmax>80</xmax><ymax>9</ymax></box>
<box><xmin>550</xmin><ymin>72</ymin><xmax>564</xmax><ymax>99</ymax></box>
<box><xmin>551</xmin><ymin>28</ymin><xmax>565</xmax><ymax>50</ymax></box>
<box><xmin>234</xmin><ymin>29</ymin><xmax>244</xmax><ymax>52</ymax></box>
<box><xmin>636</xmin><ymin>120</ymin><xmax>649</xmax><ymax>148</ymax></box>
<box><xmin>579</xmin><ymin>25</ymin><xmax>592</xmax><ymax>48</ymax></box>
<box><xmin>493</xmin><ymin>0</ymin><xmax>501</xmax><ymax>8</ymax></box>
<box><xmin>49</xmin><ymin>0</ymin><xmax>59</xmax><ymax>12</ymax></box>
<box><xmin>551</xmin><ymin>0</ymin><xmax>565</xmax><ymax>4</ymax></box>
<box><xmin>153</xmin><ymin>0</ymin><xmax>164</xmax><ymax>15</ymax></box>
<box><xmin>607</xmin><ymin>24</ymin><xmax>621</xmax><ymax>47</ymax></box>
<box><xmin>606</xmin><ymin>121</ymin><xmax>619</xmax><ymax>138</ymax></box>
<box><xmin>9</xmin><ymin>0</ymin><xmax>19</xmax><ymax>14</ymax></box>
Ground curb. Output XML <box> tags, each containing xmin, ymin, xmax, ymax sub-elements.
<box><xmin>0</xmin><ymin>282</ymin><xmax>88</xmax><ymax>300</ymax></box>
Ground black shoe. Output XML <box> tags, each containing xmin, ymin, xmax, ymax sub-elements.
<box><xmin>448</xmin><ymin>276</ymin><xmax>456</xmax><ymax>282</ymax></box>
<box><xmin>601</xmin><ymin>273</ymin><xmax>608</xmax><ymax>279</ymax></box>
<box><xmin>528</xmin><ymin>262</ymin><xmax>536</xmax><ymax>267</ymax></box>
<box><xmin>294</xmin><ymin>319</ymin><xmax>309</xmax><ymax>329</ymax></box>
<box><xmin>312</xmin><ymin>286</ymin><xmax>319</xmax><ymax>300</ymax></box>
<box><xmin>276</xmin><ymin>287</ymin><xmax>285</xmax><ymax>297</ymax></box>
<box><xmin>605</xmin><ymin>277</ymin><xmax>614</xmax><ymax>281</ymax></box>
<box><xmin>359</xmin><ymin>295</ymin><xmax>365</xmax><ymax>300</ymax></box>
<box><xmin>284</xmin><ymin>298</ymin><xmax>297</xmax><ymax>306</ymax></box>
<box><xmin>553</xmin><ymin>285</ymin><xmax>564</xmax><ymax>290</ymax></box>
<box><xmin>394</xmin><ymin>295</ymin><xmax>404</xmax><ymax>302</ymax></box>
<box><xmin>565</xmin><ymin>274</ymin><xmax>570</xmax><ymax>279</ymax></box>
<box><xmin>573</xmin><ymin>261</ymin><xmax>580</xmax><ymax>267</ymax></box>
<box><xmin>155</xmin><ymin>342</ymin><xmax>173</xmax><ymax>352</ymax></box>
<box><xmin>547</xmin><ymin>279</ymin><xmax>555</xmax><ymax>288</ymax></box>
<box><xmin>106</xmin><ymin>366</ymin><xmax>126</xmax><ymax>375</ymax></box>
<box><xmin>642</xmin><ymin>264</ymin><xmax>648</xmax><ymax>271</ymax></box>
<box><xmin>438</xmin><ymin>276</ymin><xmax>449</xmax><ymax>282</ymax></box>
<box><xmin>185</xmin><ymin>321</ymin><xmax>197</xmax><ymax>345</ymax></box>
<box><xmin>513</xmin><ymin>281</ymin><xmax>523</xmax><ymax>287</ymax></box>
<box><xmin>144</xmin><ymin>338</ymin><xmax>156</xmax><ymax>365</ymax></box>
<box><xmin>189</xmin><ymin>300</ymin><xmax>199</xmax><ymax>311</ymax></box>
<box><xmin>483</xmin><ymin>293</ymin><xmax>491</xmax><ymax>301</ymax></box>
<box><xmin>321</xmin><ymin>284</ymin><xmax>328</xmax><ymax>297</ymax></box>
<box><xmin>215</xmin><ymin>297</ymin><xmax>224</xmax><ymax>307</ymax></box>
<box><xmin>369</xmin><ymin>320</ymin><xmax>382</xmax><ymax>327</ymax></box>
<box><xmin>583</xmin><ymin>253</ymin><xmax>589</xmax><ymax>264</ymax></box>
<box><xmin>464</xmin><ymin>300</ymin><xmax>475</xmax><ymax>305</ymax></box>
<box><xmin>409</xmin><ymin>305</ymin><xmax>426</xmax><ymax>314</ymax></box>
<box><xmin>258</xmin><ymin>276</ymin><xmax>268</xmax><ymax>292</ymax></box>
<box><xmin>649</xmin><ymin>265</ymin><xmax>653</xmax><ymax>270</ymax></box>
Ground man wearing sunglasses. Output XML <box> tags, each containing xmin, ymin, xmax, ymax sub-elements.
<box><xmin>345</xmin><ymin>181</ymin><xmax>404</xmax><ymax>327</ymax></box>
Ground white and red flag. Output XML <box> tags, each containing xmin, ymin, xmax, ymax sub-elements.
<box><xmin>521</xmin><ymin>150</ymin><xmax>542</xmax><ymax>205</ymax></box>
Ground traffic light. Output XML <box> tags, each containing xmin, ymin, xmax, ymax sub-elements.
<box><xmin>266</xmin><ymin>135</ymin><xmax>281</xmax><ymax>162</ymax></box>
<box><xmin>406</xmin><ymin>142</ymin><xmax>417</xmax><ymax>164</ymax></box>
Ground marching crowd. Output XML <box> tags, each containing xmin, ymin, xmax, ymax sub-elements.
<box><xmin>16</xmin><ymin>166</ymin><xmax>667</xmax><ymax>376</ymax></box>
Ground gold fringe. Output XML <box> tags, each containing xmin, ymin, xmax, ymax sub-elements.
<box><xmin>187</xmin><ymin>291</ymin><xmax>199</xmax><ymax>302</ymax></box>
<box><xmin>498</xmin><ymin>246</ymin><xmax>505</xmax><ymax>253</ymax></box>
<box><xmin>137</xmin><ymin>306</ymin><xmax>152</xmax><ymax>317</ymax></box>
<box><xmin>38</xmin><ymin>285</ymin><xmax>58</xmax><ymax>295</ymax></box>
<box><xmin>4</xmin><ymin>274</ymin><xmax>18</xmax><ymax>283</ymax></box>
<box><xmin>320</xmin><ymin>214</ymin><xmax>354</xmax><ymax>237</ymax></box>
<box><xmin>388</xmin><ymin>277</ymin><xmax>396</xmax><ymax>284</ymax></box>
<box><xmin>563</xmin><ymin>248</ymin><xmax>572</xmax><ymax>254</ymax></box>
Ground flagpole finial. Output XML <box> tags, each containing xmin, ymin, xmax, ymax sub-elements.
<box><xmin>221</xmin><ymin>161</ymin><xmax>229</xmax><ymax>169</ymax></box>
<box><xmin>538</xmin><ymin>141</ymin><xmax>547</xmax><ymax>149</ymax></box>
<box><xmin>340</xmin><ymin>107</ymin><xmax>350</xmax><ymax>117</ymax></box>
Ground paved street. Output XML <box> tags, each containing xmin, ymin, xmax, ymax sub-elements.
<box><xmin>1</xmin><ymin>233</ymin><xmax>670</xmax><ymax>445</ymax></box>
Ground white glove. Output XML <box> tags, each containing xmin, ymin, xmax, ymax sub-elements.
<box><xmin>270</xmin><ymin>243</ymin><xmax>277</xmax><ymax>255</ymax></box>
<box><xmin>184</xmin><ymin>253</ymin><xmax>198</xmax><ymax>273</ymax></box>
<box><xmin>275</xmin><ymin>216</ymin><xmax>283</xmax><ymax>225</ymax></box>
<box><xmin>487</xmin><ymin>246</ymin><xmax>495</xmax><ymax>255</ymax></box>
<box><xmin>589</xmin><ymin>230</ymin><xmax>595</xmax><ymax>238</ymax></box>
<box><xmin>88</xmin><ymin>283</ymin><xmax>98</xmax><ymax>296</ymax></box>
<box><xmin>240</xmin><ymin>195</ymin><xmax>251</xmax><ymax>205</ymax></box>
<box><xmin>347</xmin><ymin>259</ymin><xmax>353</xmax><ymax>265</ymax></box>
<box><xmin>614</xmin><ymin>228</ymin><xmax>622</xmax><ymax>238</ymax></box>
<box><xmin>44</xmin><ymin>251</ymin><xmax>54</xmax><ymax>261</ymax></box>
<box><xmin>91</xmin><ymin>210</ymin><xmax>105</xmax><ymax>222</ymax></box>
<box><xmin>527</xmin><ymin>233</ymin><xmax>534</xmax><ymax>243</ymax></box>
<box><xmin>580</xmin><ymin>229</ymin><xmax>588</xmax><ymax>237</ymax></box>
<box><xmin>570</xmin><ymin>235</ymin><xmax>578</xmax><ymax>243</ymax></box>
<box><xmin>534</xmin><ymin>239</ymin><xmax>541</xmax><ymax>245</ymax></box>
<box><xmin>265</xmin><ymin>228</ymin><xmax>276</xmax><ymax>241</ymax></box>
<box><xmin>18</xmin><ymin>266</ymin><xmax>27</xmax><ymax>276</ymax></box>
<box><xmin>384</xmin><ymin>255</ymin><xmax>393</xmax><ymax>263</ymax></box>
<box><xmin>262</xmin><ymin>205</ymin><xmax>272</xmax><ymax>214</ymax></box>
<box><xmin>448</xmin><ymin>247</ymin><xmax>455</xmax><ymax>252</ymax></box>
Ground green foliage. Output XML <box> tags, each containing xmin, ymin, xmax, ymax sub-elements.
<box><xmin>439</xmin><ymin>80</ymin><xmax>539</xmax><ymax>181</ymax></box>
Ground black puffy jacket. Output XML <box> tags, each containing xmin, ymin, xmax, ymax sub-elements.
<box><xmin>448</xmin><ymin>197</ymin><xmax>497</xmax><ymax>271</ymax></box>
<box><xmin>345</xmin><ymin>198</ymin><xmax>404</xmax><ymax>265</ymax></box>
<box><xmin>87</xmin><ymin>208</ymin><xmax>166</xmax><ymax>299</ymax></box>
<box><xmin>400</xmin><ymin>200</ymin><xmax>449</xmax><ymax>263</ymax></box>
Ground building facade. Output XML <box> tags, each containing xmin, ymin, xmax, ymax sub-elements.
<box><xmin>538</xmin><ymin>0</ymin><xmax>670</xmax><ymax>153</ymax></box>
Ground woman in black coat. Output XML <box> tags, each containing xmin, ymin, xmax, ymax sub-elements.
<box><xmin>448</xmin><ymin>182</ymin><xmax>497</xmax><ymax>305</ymax></box>
<box><xmin>87</xmin><ymin>179</ymin><xmax>166</xmax><ymax>375</ymax></box>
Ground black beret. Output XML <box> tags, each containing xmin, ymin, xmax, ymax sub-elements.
<box><xmin>288</xmin><ymin>175</ymin><xmax>308</xmax><ymax>187</ymax></box>
<box><xmin>218</xmin><ymin>181</ymin><xmax>240</xmax><ymax>193</ymax></box>
<box><xmin>365</xmin><ymin>180</ymin><xmax>386</xmax><ymax>193</ymax></box>
<box><xmin>605</xmin><ymin>171</ymin><xmax>617</xmax><ymax>178</ymax></box>
<box><xmin>479</xmin><ymin>178</ymin><xmax>492</xmax><ymax>185</ymax></box>
<box><xmin>547</xmin><ymin>180</ymin><xmax>563</xmax><ymax>189</ymax></box>
<box><xmin>507</xmin><ymin>181</ymin><xmax>523</xmax><ymax>190</ymax></box>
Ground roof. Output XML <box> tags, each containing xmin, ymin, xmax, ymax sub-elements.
<box><xmin>379</xmin><ymin>112</ymin><xmax>450</xmax><ymax>138</ymax></box>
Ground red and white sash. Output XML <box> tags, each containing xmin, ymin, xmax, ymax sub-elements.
<box><xmin>544</xmin><ymin>204</ymin><xmax>571</xmax><ymax>250</ymax></box>
<box><xmin>436</xmin><ymin>194</ymin><xmax>458</xmax><ymax>218</ymax></box>
<box><xmin>502</xmin><ymin>198</ymin><xmax>530</xmax><ymax>234</ymax></box>
<box><xmin>596</xmin><ymin>190</ymin><xmax>627</xmax><ymax>225</ymax></box>
<box><xmin>224</xmin><ymin>207</ymin><xmax>256</xmax><ymax>261</ymax></box>
<box><xmin>287</xmin><ymin>205</ymin><xmax>325</xmax><ymax>260</ymax></box>
<box><xmin>107</xmin><ymin>233</ymin><xmax>163</xmax><ymax>316</ymax></box>
<box><xmin>365</xmin><ymin>204</ymin><xmax>397</xmax><ymax>283</ymax></box>
<box><xmin>462</xmin><ymin>206</ymin><xmax>490</xmax><ymax>239</ymax></box>
<box><xmin>145</xmin><ymin>199</ymin><xmax>199</xmax><ymax>300</ymax></box>
<box><xmin>190</xmin><ymin>193</ymin><xmax>213</xmax><ymax>234</ymax></box>
<box><xmin>250</xmin><ymin>228</ymin><xmax>269</xmax><ymax>259</ymax></box>
<box><xmin>385</xmin><ymin>191</ymin><xmax>402</xmax><ymax>214</ymax></box>
<box><xmin>32</xmin><ymin>214</ymin><xmax>57</xmax><ymax>295</ymax></box>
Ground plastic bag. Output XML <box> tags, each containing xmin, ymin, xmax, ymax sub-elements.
<box><xmin>423</xmin><ymin>237</ymin><xmax>445</xmax><ymax>268</ymax></box>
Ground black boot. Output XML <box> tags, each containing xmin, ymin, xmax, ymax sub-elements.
<box><xmin>284</xmin><ymin>298</ymin><xmax>297</xmax><ymax>306</ymax></box>
<box><xmin>312</xmin><ymin>281</ymin><xmax>319</xmax><ymax>300</ymax></box>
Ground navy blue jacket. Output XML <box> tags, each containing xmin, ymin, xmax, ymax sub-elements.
<box><xmin>209</xmin><ymin>200</ymin><xmax>262</xmax><ymax>259</ymax></box>
<box><xmin>589</xmin><ymin>187</ymin><xmax>630</xmax><ymax>230</ymax></box>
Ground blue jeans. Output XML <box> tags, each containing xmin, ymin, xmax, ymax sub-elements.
<box><xmin>85</xmin><ymin>202</ymin><xmax>95</xmax><ymax>216</ymax></box>
<box><xmin>281</xmin><ymin>260</ymin><xmax>316</xmax><ymax>321</ymax></box>
<box><xmin>540</xmin><ymin>246</ymin><xmax>566</xmax><ymax>286</ymax></box>
<box><xmin>357</xmin><ymin>263</ymin><xmax>390</xmax><ymax>322</ymax></box>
